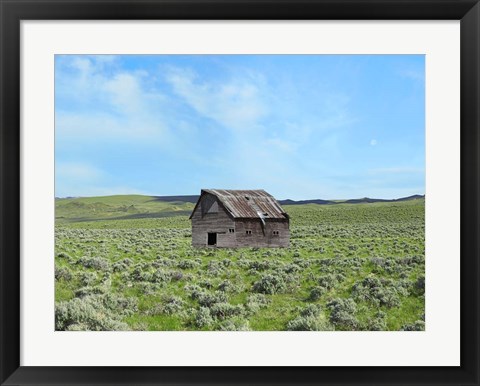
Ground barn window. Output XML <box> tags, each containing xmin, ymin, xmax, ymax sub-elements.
<box><xmin>246</xmin><ymin>230</ymin><xmax>252</xmax><ymax>235</ymax></box>
<box><xmin>273</xmin><ymin>231</ymin><xmax>280</xmax><ymax>236</ymax></box>
<box><xmin>229</xmin><ymin>228</ymin><xmax>235</xmax><ymax>233</ymax></box>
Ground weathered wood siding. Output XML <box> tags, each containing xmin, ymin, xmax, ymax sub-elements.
<box><xmin>191</xmin><ymin>195</ymin><xmax>236</xmax><ymax>247</ymax></box>
<box><xmin>235</xmin><ymin>219</ymin><xmax>289</xmax><ymax>248</ymax></box>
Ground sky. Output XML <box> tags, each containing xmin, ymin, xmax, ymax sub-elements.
<box><xmin>55</xmin><ymin>54</ymin><xmax>425</xmax><ymax>200</ymax></box>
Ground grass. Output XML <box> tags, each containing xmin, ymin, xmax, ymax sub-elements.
<box><xmin>55</xmin><ymin>196</ymin><xmax>425</xmax><ymax>331</ymax></box>
<box><xmin>55</xmin><ymin>195</ymin><xmax>194</xmax><ymax>223</ymax></box>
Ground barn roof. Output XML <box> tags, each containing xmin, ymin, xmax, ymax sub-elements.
<box><xmin>190</xmin><ymin>189</ymin><xmax>289</xmax><ymax>220</ymax></box>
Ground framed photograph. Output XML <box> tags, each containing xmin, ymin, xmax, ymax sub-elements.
<box><xmin>0</xmin><ymin>0</ymin><xmax>479</xmax><ymax>385</ymax></box>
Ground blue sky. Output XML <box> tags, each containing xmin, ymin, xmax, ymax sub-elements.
<box><xmin>55</xmin><ymin>55</ymin><xmax>425</xmax><ymax>200</ymax></box>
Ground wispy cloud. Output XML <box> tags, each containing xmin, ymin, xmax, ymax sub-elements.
<box><xmin>56</xmin><ymin>56</ymin><xmax>170</xmax><ymax>143</ymax></box>
<box><xmin>165</xmin><ymin>66</ymin><xmax>267</xmax><ymax>131</ymax></box>
<box><xmin>55</xmin><ymin>162</ymin><xmax>152</xmax><ymax>197</ymax></box>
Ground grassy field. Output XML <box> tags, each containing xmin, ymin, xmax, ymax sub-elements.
<box><xmin>55</xmin><ymin>196</ymin><xmax>425</xmax><ymax>331</ymax></box>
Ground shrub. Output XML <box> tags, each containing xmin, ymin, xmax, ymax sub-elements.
<box><xmin>218</xmin><ymin>318</ymin><xmax>251</xmax><ymax>331</ymax></box>
<box><xmin>309</xmin><ymin>286</ymin><xmax>327</xmax><ymax>301</ymax></box>
<box><xmin>161</xmin><ymin>295</ymin><xmax>185</xmax><ymax>315</ymax></box>
<box><xmin>370</xmin><ymin>257</ymin><xmax>398</xmax><ymax>274</ymax></box>
<box><xmin>153</xmin><ymin>256</ymin><xmax>174</xmax><ymax>267</ymax></box>
<box><xmin>77</xmin><ymin>256</ymin><xmax>110</xmax><ymax>271</ymax></box>
<box><xmin>401</xmin><ymin>320</ymin><xmax>425</xmax><ymax>331</ymax></box>
<box><xmin>55</xmin><ymin>293</ymin><xmax>137</xmax><ymax>331</ymax></box>
<box><xmin>55</xmin><ymin>266</ymin><xmax>72</xmax><ymax>281</ymax></box>
<box><xmin>79</xmin><ymin>271</ymin><xmax>98</xmax><ymax>286</ymax></box>
<box><xmin>199</xmin><ymin>279</ymin><xmax>213</xmax><ymax>289</ymax></box>
<box><xmin>113</xmin><ymin>258</ymin><xmax>133</xmax><ymax>272</ymax></box>
<box><xmin>65</xmin><ymin>323</ymin><xmax>90</xmax><ymax>331</ymax></box>
<box><xmin>247</xmin><ymin>260</ymin><xmax>275</xmax><ymax>273</ymax></box>
<box><xmin>352</xmin><ymin>276</ymin><xmax>403</xmax><ymax>308</ymax></box>
<box><xmin>171</xmin><ymin>271</ymin><xmax>184</xmax><ymax>281</ymax></box>
<box><xmin>136</xmin><ymin>282</ymin><xmax>162</xmax><ymax>295</ymax></box>
<box><xmin>129</xmin><ymin>264</ymin><xmax>152</xmax><ymax>282</ymax></box>
<box><xmin>56</xmin><ymin>251</ymin><xmax>72</xmax><ymax>260</ymax></box>
<box><xmin>399</xmin><ymin>255</ymin><xmax>424</xmax><ymax>267</ymax></box>
<box><xmin>286</xmin><ymin>315</ymin><xmax>333</xmax><ymax>331</ymax></box>
<box><xmin>218</xmin><ymin>279</ymin><xmax>233</xmax><ymax>292</ymax></box>
<box><xmin>327</xmin><ymin>298</ymin><xmax>359</xmax><ymax>330</ymax></box>
<box><xmin>102</xmin><ymin>293</ymin><xmax>138</xmax><ymax>316</ymax></box>
<box><xmin>245</xmin><ymin>293</ymin><xmax>270</xmax><ymax>314</ymax></box>
<box><xmin>300</xmin><ymin>304</ymin><xmax>322</xmax><ymax>318</ymax></box>
<box><xmin>283</xmin><ymin>263</ymin><xmax>301</xmax><ymax>274</ymax></box>
<box><xmin>415</xmin><ymin>276</ymin><xmax>425</xmax><ymax>294</ymax></box>
<box><xmin>189</xmin><ymin>289</ymin><xmax>228</xmax><ymax>308</ymax></box>
<box><xmin>195</xmin><ymin>307</ymin><xmax>214</xmax><ymax>328</ymax></box>
<box><xmin>253</xmin><ymin>273</ymin><xmax>287</xmax><ymax>295</ymax></box>
<box><xmin>209</xmin><ymin>302</ymin><xmax>244</xmax><ymax>320</ymax></box>
<box><xmin>317</xmin><ymin>273</ymin><xmax>345</xmax><ymax>290</ymax></box>
<box><xmin>365</xmin><ymin>311</ymin><xmax>387</xmax><ymax>331</ymax></box>
<box><xmin>207</xmin><ymin>261</ymin><xmax>224</xmax><ymax>276</ymax></box>
<box><xmin>184</xmin><ymin>284</ymin><xmax>203</xmax><ymax>299</ymax></box>
<box><xmin>151</xmin><ymin>269</ymin><xmax>172</xmax><ymax>284</ymax></box>
<box><xmin>293</xmin><ymin>257</ymin><xmax>312</xmax><ymax>268</ymax></box>
<box><xmin>286</xmin><ymin>306</ymin><xmax>333</xmax><ymax>331</ymax></box>
<box><xmin>74</xmin><ymin>285</ymin><xmax>106</xmax><ymax>298</ymax></box>
<box><xmin>177</xmin><ymin>259</ymin><xmax>200</xmax><ymax>269</ymax></box>
<box><xmin>218</xmin><ymin>279</ymin><xmax>244</xmax><ymax>294</ymax></box>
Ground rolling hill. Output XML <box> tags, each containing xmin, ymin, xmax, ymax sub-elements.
<box><xmin>55</xmin><ymin>194</ymin><xmax>425</xmax><ymax>224</ymax></box>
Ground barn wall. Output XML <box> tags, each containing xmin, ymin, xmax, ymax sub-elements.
<box><xmin>234</xmin><ymin>219</ymin><xmax>289</xmax><ymax>248</ymax></box>
<box><xmin>191</xmin><ymin>199</ymin><xmax>236</xmax><ymax>247</ymax></box>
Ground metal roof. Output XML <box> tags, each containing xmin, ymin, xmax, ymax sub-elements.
<box><xmin>198</xmin><ymin>189</ymin><xmax>289</xmax><ymax>220</ymax></box>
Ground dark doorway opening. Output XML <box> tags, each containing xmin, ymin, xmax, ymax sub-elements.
<box><xmin>207</xmin><ymin>232</ymin><xmax>217</xmax><ymax>246</ymax></box>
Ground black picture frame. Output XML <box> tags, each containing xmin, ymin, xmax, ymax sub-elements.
<box><xmin>1</xmin><ymin>0</ymin><xmax>479</xmax><ymax>385</ymax></box>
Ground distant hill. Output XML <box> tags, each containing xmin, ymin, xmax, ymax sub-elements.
<box><xmin>56</xmin><ymin>194</ymin><xmax>425</xmax><ymax>207</ymax></box>
<box><xmin>151</xmin><ymin>195</ymin><xmax>200</xmax><ymax>204</ymax></box>
<box><xmin>55</xmin><ymin>194</ymin><xmax>195</xmax><ymax>223</ymax></box>
<box><xmin>147</xmin><ymin>194</ymin><xmax>425</xmax><ymax>206</ymax></box>
<box><xmin>342</xmin><ymin>194</ymin><xmax>425</xmax><ymax>205</ymax></box>
<box><xmin>55</xmin><ymin>193</ymin><xmax>424</xmax><ymax>224</ymax></box>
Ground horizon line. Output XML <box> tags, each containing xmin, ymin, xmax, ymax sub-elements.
<box><xmin>54</xmin><ymin>192</ymin><xmax>426</xmax><ymax>201</ymax></box>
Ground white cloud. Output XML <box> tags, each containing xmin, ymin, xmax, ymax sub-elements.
<box><xmin>55</xmin><ymin>162</ymin><xmax>152</xmax><ymax>197</ymax></box>
<box><xmin>165</xmin><ymin>67</ymin><xmax>267</xmax><ymax>131</ymax></box>
<box><xmin>104</xmin><ymin>73</ymin><xmax>145</xmax><ymax>114</ymax></box>
<box><xmin>370</xmin><ymin>139</ymin><xmax>378</xmax><ymax>146</ymax></box>
<box><xmin>163</xmin><ymin>66</ymin><xmax>359</xmax><ymax>195</ymax></box>
<box><xmin>56</xmin><ymin>56</ymin><xmax>170</xmax><ymax>143</ymax></box>
<box><xmin>55</xmin><ymin>110</ymin><xmax>168</xmax><ymax>141</ymax></box>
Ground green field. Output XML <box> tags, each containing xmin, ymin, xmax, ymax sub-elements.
<box><xmin>55</xmin><ymin>195</ymin><xmax>425</xmax><ymax>331</ymax></box>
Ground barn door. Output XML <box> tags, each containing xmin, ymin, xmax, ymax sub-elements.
<box><xmin>207</xmin><ymin>232</ymin><xmax>217</xmax><ymax>246</ymax></box>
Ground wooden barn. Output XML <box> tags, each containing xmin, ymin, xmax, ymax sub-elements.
<box><xmin>190</xmin><ymin>189</ymin><xmax>290</xmax><ymax>248</ymax></box>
